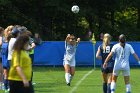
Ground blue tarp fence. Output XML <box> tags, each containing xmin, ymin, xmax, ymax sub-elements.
<box><xmin>34</xmin><ymin>41</ymin><xmax>140</xmax><ymax>66</ymax></box>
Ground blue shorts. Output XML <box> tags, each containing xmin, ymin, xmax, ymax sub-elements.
<box><xmin>3</xmin><ymin>60</ymin><xmax>10</xmax><ymax>70</ymax></box>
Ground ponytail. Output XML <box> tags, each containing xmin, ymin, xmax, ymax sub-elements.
<box><xmin>103</xmin><ymin>33</ymin><xmax>111</xmax><ymax>51</ymax></box>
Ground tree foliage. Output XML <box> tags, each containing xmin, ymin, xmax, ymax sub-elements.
<box><xmin>0</xmin><ymin>0</ymin><xmax>140</xmax><ymax>41</ymax></box>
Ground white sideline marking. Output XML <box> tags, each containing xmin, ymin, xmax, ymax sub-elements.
<box><xmin>69</xmin><ymin>69</ymin><xmax>94</xmax><ymax>93</ymax></box>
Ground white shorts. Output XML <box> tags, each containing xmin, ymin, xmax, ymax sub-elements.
<box><xmin>63</xmin><ymin>59</ymin><xmax>76</xmax><ymax>67</ymax></box>
<box><xmin>113</xmin><ymin>68</ymin><xmax>130</xmax><ymax>76</ymax></box>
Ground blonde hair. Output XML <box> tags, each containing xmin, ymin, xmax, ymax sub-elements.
<box><xmin>4</xmin><ymin>25</ymin><xmax>14</xmax><ymax>37</ymax></box>
<box><xmin>4</xmin><ymin>25</ymin><xmax>14</xmax><ymax>41</ymax></box>
<box><xmin>103</xmin><ymin>33</ymin><xmax>111</xmax><ymax>50</ymax></box>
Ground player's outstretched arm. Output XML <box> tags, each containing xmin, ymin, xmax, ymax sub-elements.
<box><xmin>133</xmin><ymin>53</ymin><xmax>140</xmax><ymax>64</ymax></box>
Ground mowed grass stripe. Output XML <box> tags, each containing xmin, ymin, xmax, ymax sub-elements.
<box><xmin>74</xmin><ymin>69</ymin><xmax>103</xmax><ymax>93</ymax></box>
<box><xmin>69</xmin><ymin>69</ymin><xmax>94</xmax><ymax>93</ymax></box>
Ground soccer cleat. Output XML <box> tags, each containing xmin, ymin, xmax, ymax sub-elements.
<box><xmin>67</xmin><ymin>83</ymin><xmax>70</xmax><ymax>86</ymax></box>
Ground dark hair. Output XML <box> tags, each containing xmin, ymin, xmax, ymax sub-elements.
<box><xmin>21</xmin><ymin>30</ymin><xmax>32</xmax><ymax>37</ymax></box>
<box><xmin>11</xmin><ymin>27</ymin><xmax>20</xmax><ymax>38</ymax></box>
<box><xmin>0</xmin><ymin>27</ymin><xmax>4</xmax><ymax>31</ymax></box>
<box><xmin>7</xmin><ymin>33</ymin><xmax>13</xmax><ymax>42</ymax></box>
<box><xmin>13</xmin><ymin>35</ymin><xmax>30</xmax><ymax>54</ymax></box>
<box><xmin>17</xmin><ymin>26</ymin><xmax>27</xmax><ymax>32</ymax></box>
<box><xmin>119</xmin><ymin>34</ymin><xmax>126</xmax><ymax>43</ymax></box>
<box><xmin>0</xmin><ymin>27</ymin><xmax>4</xmax><ymax>35</ymax></box>
<box><xmin>7</xmin><ymin>27</ymin><xmax>20</xmax><ymax>42</ymax></box>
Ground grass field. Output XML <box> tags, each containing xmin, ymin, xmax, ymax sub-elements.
<box><xmin>0</xmin><ymin>67</ymin><xmax>140</xmax><ymax>93</ymax></box>
<box><xmin>33</xmin><ymin>67</ymin><xmax>140</xmax><ymax>93</ymax></box>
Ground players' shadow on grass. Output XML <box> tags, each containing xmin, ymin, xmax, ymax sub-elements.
<box><xmin>34</xmin><ymin>81</ymin><xmax>66</xmax><ymax>93</ymax></box>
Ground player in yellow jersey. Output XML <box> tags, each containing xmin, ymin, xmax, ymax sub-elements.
<box><xmin>8</xmin><ymin>35</ymin><xmax>34</xmax><ymax>93</ymax></box>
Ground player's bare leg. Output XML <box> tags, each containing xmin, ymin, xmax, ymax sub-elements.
<box><xmin>124</xmin><ymin>76</ymin><xmax>131</xmax><ymax>93</ymax></box>
<box><xmin>64</xmin><ymin>64</ymin><xmax>71</xmax><ymax>86</ymax></box>
<box><xmin>70</xmin><ymin>67</ymin><xmax>75</xmax><ymax>83</ymax></box>
<box><xmin>102</xmin><ymin>73</ymin><xmax>107</xmax><ymax>93</ymax></box>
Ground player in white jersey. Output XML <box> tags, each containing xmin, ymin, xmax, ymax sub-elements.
<box><xmin>63</xmin><ymin>34</ymin><xmax>80</xmax><ymax>86</ymax></box>
<box><xmin>103</xmin><ymin>34</ymin><xmax>140</xmax><ymax>93</ymax></box>
<box><xmin>8</xmin><ymin>27</ymin><xmax>20</xmax><ymax>62</ymax></box>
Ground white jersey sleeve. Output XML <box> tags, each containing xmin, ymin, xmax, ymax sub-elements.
<box><xmin>129</xmin><ymin>44</ymin><xmax>135</xmax><ymax>54</ymax></box>
<box><xmin>111</xmin><ymin>44</ymin><xmax>117</xmax><ymax>53</ymax></box>
<box><xmin>8</xmin><ymin>38</ymin><xmax>16</xmax><ymax>60</ymax></box>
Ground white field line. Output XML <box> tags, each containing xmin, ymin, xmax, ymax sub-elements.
<box><xmin>69</xmin><ymin>69</ymin><xmax>94</xmax><ymax>93</ymax></box>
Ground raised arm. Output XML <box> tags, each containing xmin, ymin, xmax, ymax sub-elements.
<box><xmin>65</xmin><ymin>34</ymin><xmax>70</xmax><ymax>42</ymax></box>
<box><xmin>76</xmin><ymin>38</ymin><xmax>80</xmax><ymax>45</ymax></box>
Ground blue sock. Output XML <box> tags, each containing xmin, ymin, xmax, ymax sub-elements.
<box><xmin>4</xmin><ymin>79</ymin><xmax>8</xmax><ymax>90</ymax></box>
<box><xmin>103</xmin><ymin>83</ymin><xmax>107</xmax><ymax>93</ymax></box>
<box><xmin>107</xmin><ymin>83</ymin><xmax>111</xmax><ymax>93</ymax></box>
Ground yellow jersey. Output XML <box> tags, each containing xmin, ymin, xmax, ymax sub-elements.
<box><xmin>8</xmin><ymin>50</ymin><xmax>32</xmax><ymax>81</ymax></box>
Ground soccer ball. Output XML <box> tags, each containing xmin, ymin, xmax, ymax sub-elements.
<box><xmin>71</xmin><ymin>5</ymin><xmax>80</xmax><ymax>13</ymax></box>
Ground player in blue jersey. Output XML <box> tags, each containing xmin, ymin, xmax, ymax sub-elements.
<box><xmin>0</xmin><ymin>27</ymin><xmax>4</xmax><ymax>87</ymax></box>
<box><xmin>96</xmin><ymin>33</ymin><xmax>114</xmax><ymax>93</ymax></box>
<box><xmin>63</xmin><ymin>34</ymin><xmax>80</xmax><ymax>86</ymax></box>
<box><xmin>1</xmin><ymin>25</ymin><xmax>13</xmax><ymax>91</ymax></box>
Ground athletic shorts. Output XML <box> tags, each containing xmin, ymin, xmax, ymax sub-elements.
<box><xmin>113</xmin><ymin>68</ymin><xmax>130</xmax><ymax>76</ymax></box>
<box><xmin>9</xmin><ymin>80</ymin><xmax>34</xmax><ymax>93</ymax></box>
<box><xmin>101</xmin><ymin>66</ymin><xmax>113</xmax><ymax>74</ymax></box>
<box><xmin>3</xmin><ymin>60</ymin><xmax>10</xmax><ymax>70</ymax></box>
<box><xmin>63</xmin><ymin>59</ymin><xmax>75</xmax><ymax>67</ymax></box>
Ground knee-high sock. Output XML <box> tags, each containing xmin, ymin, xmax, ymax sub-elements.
<box><xmin>70</xmin><ymin>74</ymin><xmax>73</xmax><ymax>82</ymax></box>
<box><xmin>126</xmin><ymin>84</ymin><xmax>131</xmax><ymax>93</ymax></box>
<box><xmin>107</xmin><ymin>83</ymin><xmax>111</xmax><ymax>93</ymax></box>
<box><xmin>111</xmin><ymin>82</ymin><xmax>116</xmax><ymax>93</ymax></box>
<box><xmin>4</xmin><ymin>79</ymin><xmax>8</xmax><ymax>90</ymax></box>
<box><xmin>103</xmin><ymin>83</ymin><xmax>107</xmax><ymax>93</ymax></box>
<box><xmin>65</xmin><ymin>73</ymin><xmax>70</xmax><ymax>84</ymax></box>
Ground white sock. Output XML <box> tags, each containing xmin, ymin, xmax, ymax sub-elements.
<box><xmin>65</xmin><ymin>73</ymin><xmax>70</xmax><ymax>84</ymax></box>
<box><xmin>126</xmin><ymin>84</ymin><xmax>131</xmax><ymax>93</ymax></box>
<box><xmin>111</xmin><ymin>82</ymin><xmax>116</xmax><ymax>93</ymax></box>
<box><xmin>70</xmin><ymin>75</ymin><xmax>73</xmax><ymax>82</ymax></box>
